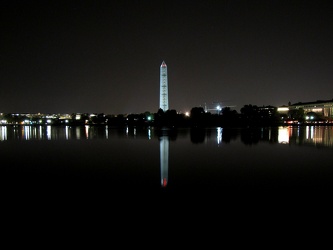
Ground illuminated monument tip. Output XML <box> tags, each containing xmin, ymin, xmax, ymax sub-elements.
<box><xmin>159</xmin><ymin>60</ymin><xmax>169</xmax><ymax>112</ymax></box>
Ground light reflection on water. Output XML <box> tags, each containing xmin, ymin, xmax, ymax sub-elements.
<box><xmin>1</xmin><ymin>124</ymin><xmax>333</xmax><ymax>213</ymax></box>
<box><xmin>1</xmin><ymin>125</ymin><xmax>333</xmax><ymax>148</ymax></box>
<box><xmin>160</xmin><ymin>134</ymin><xmax>169</xmax><ymax>188</ymax></box>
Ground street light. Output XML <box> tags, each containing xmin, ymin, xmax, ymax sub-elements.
<box><xmin>216</xmin><ymin>105</ymin><xmax>221</xmax><ymax>115</ymax></box>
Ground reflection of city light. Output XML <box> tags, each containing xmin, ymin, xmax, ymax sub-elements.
<box><xmin>148</xmin><ymin>128</ymin><xmax>151</xmax><ymax>140</ymax></box>
<box><xmin>47</xmin><ymin>126</ymin><xmax>51</xmax><ymax>140</ymax></box>
<box><xmin>217</xmin><ymin>127</ymin><xmax>222</xmax><ymax>144</ymax></box>
<box><xmin>76</xmin><ymin>127</ymin><xmax>81</xmax><ymax>139</ymax></box>
<box><xmin>85</xmin><ymin>125</ymin><xmax>89</xmax><ymax>139</ymax></box>
<box><xmin>105</xmin><ymin>125</ymin><xmax>108</xmax><ymax>139</ymax></box>
<box><xmin>306</xmin><ymin>126</ymin><xmax>314</xmax><ymax>139</ymax></box>
<box><xmin>1</xmin><ymin>126</ymin><xmax>7</xmax><ymax>140</ymax></box>
<box><xmin>65</xmin><ymin>126</ymin><xmax>69</xmax><ymax>140</ymax></box>
<box><xmin>39</xmin><ymin>125</ymin><xmax>43</xmax><ymax>139</ymax></box>
<box><xmin>278</xmin><ymin>126</ymin><xmax>289</xmax><ymax>144</ymax></box>
<box><xmin>24</xmin><ymin>126</ymin><xmax>30</xmax><ymax>140</ymax></box>
<box><xmin>31</xmin><ymin>126</ymin><xmax>37</xmax><ymax>139</ymax></box>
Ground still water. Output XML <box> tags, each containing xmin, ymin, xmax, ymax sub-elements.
<box><xmin>2</xmin><ymin>125</ymin><xmax>332</xmax><ymax>198</ymax></box>
<box><xmin>2</xmin><ymin>124</ymin><xmax>333</xmax><ymax>233</ymax></box>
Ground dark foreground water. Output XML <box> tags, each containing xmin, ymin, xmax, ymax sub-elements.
<box><xmin>2</xmin><ymin>125</ymin><xmax>333</xmax><ymax>240</ymax></box>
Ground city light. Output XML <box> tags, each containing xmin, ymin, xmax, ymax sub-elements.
<box><xmin>277</xmin><ymin>107</ymin><xmax>289</xmax><ymax>112</ymax></box>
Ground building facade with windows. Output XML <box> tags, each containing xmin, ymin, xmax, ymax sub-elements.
<box><xmin>278</xmin><ymin>99</ymin><xmax>333</xmax><ymax>121</ymax></box>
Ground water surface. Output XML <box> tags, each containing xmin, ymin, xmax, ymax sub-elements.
<box><xmin>2</xmin><ymin>125</ymin><xmax>333</xmax><ymax>215</ymax></box>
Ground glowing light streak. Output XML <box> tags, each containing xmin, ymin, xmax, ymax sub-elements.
<box><xmin>278</xmin><ymin>126</ymin><xmax>289</xmax><ymax>144</ymax></box>
<box><xmin>0</xmin><ymin>126</ymin><xmax>7</xmax><ymax>140</ymax></box>
<box><xmin>24</xmin><ymin>126</ymin><xmax>31</xmax><ymax>140</ymax></box>
<box><xmin>105</xmin><ymin>125</ymin><xmax>108</xmax><ymax>139</ymax></box>
<box><xmin>85</xmin><ymin>125</ymin><xmax>89</xmax><ymax>139</ymax></box>
<box><xmin>148</xmin><ymin>128</ymin><xmax>151</xmax><ymax>140</ymax></box>
<box><xmin>217</xmin><ymin>127</ymin><xmax>222</xmax><ymax>144</ymax></box>
<box><xmin>65</xmin><ymin>126</ymin><xmax>69</xmax><ymax>140</ymax></box>
<box><xmin>47</xmin><ymin>126</ymin><xmax>51</xmax><ymax>140</ymax></box>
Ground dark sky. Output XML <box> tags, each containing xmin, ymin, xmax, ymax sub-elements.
<box><xmin>1</xmin><ymin>0</ymin><xmax>333</xmax><ymax>114</ymax></box>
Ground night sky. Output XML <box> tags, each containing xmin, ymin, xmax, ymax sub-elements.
<box><xmin>1</xmin><ymin>0</ymin><xmax>333</xmax><ymax>115</ymax></box>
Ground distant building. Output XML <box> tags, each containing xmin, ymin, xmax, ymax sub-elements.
<box><xmin>159</xmin><ymin>61</ymin><xmax>169</xmax><ymax>111</ymax></box>
<box><xmin>257</xmin><ymin>105</ymin><xmax>276</xmax><ymax>117</ymax></box>
<box><xmin>278</xmin><ymin>99</ymin><xmax>333</xmax><ymax>120</ymax></box>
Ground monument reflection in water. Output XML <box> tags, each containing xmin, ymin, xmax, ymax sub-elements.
<box><xmin>159</xmin><ymin>135</ymin><xmax>169</xmax><ymax>188</ymax></box>
<box><xmin>2</xmin><ymin>125</ymin><xmax>333</xmax><ymax>149</ymax></box>
<box><xmin>1</xmin><ymin>125</ymin><xmax>333</xmax><ymax>197</ymax></box>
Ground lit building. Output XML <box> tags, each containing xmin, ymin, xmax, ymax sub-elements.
<box><xmin>277</xmin><ymin>99</ymin><xmax>333</xmax><ymax>121</ymax></box>
<box><xmin>290</xmin><ymin>99</ymin><xmax>333</xmax><ymax>118</ymax></box>
<box><xmin>159</xmin><ymin>61</ymin><xmax>169</xmax><ymax>111</ymax></box>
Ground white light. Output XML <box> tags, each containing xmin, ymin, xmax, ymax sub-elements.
<box><xmin>217</xmin><ymin>127</ymin><xmax>222</xmax><ymax>144</ymax></box>
<box><xmin>47</xmin><ymin>126</ymin><xmax>51</xmax><ymax>140</ymax></box>
<box><xmin>1</xmin><ymin>126</ymin><xmax>7</xmax><ymax>140</ymax></box>
<box><xmin>148</xmin><ymin>128</ymin><xmax>151</xmax><ymax>140</ymax></box>
<box><xmin>278</xmin><ymin>107</ymin><xmax>289</xmax><ymax>112</ymax></box>
<box><xmin>278</xmin><ymin>127</ymin><xmax>289</xmax><ymax>144</ymax></box>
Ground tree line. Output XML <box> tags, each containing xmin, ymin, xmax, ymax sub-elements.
<box><xmin>0</xmin><ymin>104</ymin><xmax>297</xmax><ymax>127</ymax></box>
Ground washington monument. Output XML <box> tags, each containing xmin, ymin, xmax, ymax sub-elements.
<box><xmin>159</xmin><ymin>61</ymin><xmax>169</xmax><ymax>111</ymax></box>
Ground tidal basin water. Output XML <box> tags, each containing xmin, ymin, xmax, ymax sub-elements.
<box><xmin>2</xmin><ymin>125</ymin><xmax>333</xmax><ymax>200</ymax></box>
<box><xmin>3</xmin><ymin>124</ymin><xmax>333</xmax><ymax>235</ymax></box>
